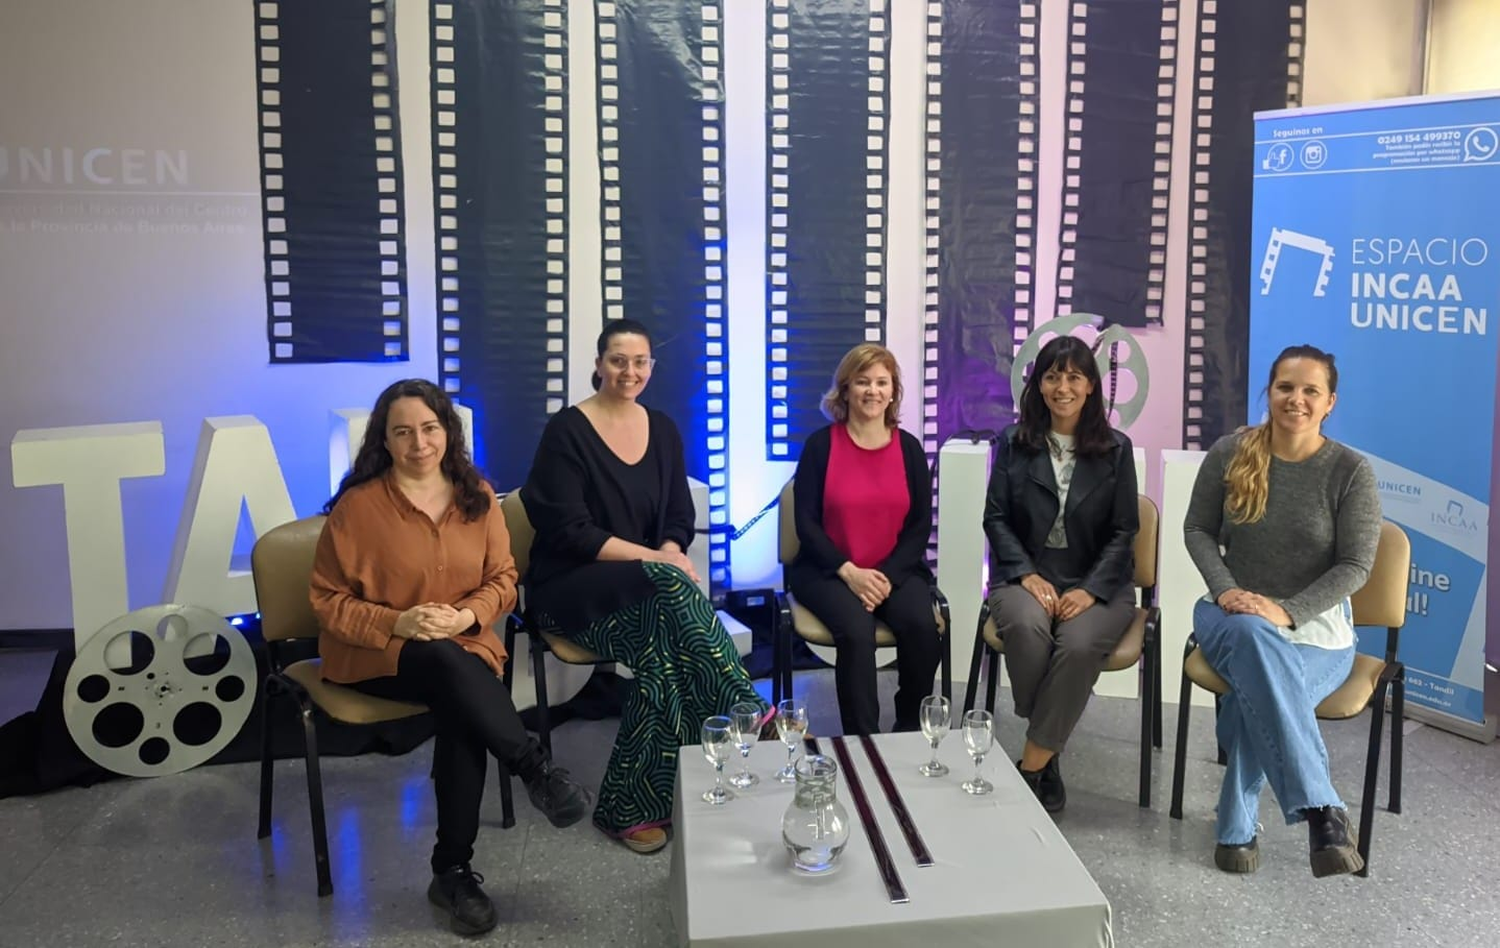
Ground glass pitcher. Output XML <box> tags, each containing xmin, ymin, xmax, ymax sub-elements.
<box><xmin>781</xmin><ymin>754</ymin><xmax>850</xmax><ymax>873</ymax></box>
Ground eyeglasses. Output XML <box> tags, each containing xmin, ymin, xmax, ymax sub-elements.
<box><xmin>604</xmin><ymin>355</ymin><xmax>656</xmax><ymax>371</ymax></box>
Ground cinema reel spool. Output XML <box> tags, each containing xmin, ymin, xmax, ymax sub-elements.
<box><xmin>1010</xmin><ymin>313</ymin><xmax>1152</xmax><ymax>430</ymax></box>
<box><xmin>63</xmin><ymin>604</ymin><xmax>257</xmax><ymax>778</ymax></box>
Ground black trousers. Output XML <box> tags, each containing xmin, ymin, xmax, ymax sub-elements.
<box><xmin>351</xmin><ymin>639</ymin><xmax>543</xmax><ymax>872</ymax></box>
<box><xmin>788</xmin><ymin>570</ymin><xmax>942</xmax><ymax>735</ymax></box>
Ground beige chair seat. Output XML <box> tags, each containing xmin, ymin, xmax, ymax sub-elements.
<box><xmin>1183</xmin><ymin>648</ymin><xmax>1389</xmax><ymax>720</ymax></box>
<box><xmin>786</xmin><ymin>592</ymin><xmax>950</xmax><ymax>648</ymax></box>
<box><xmin>978</xmin><ymin>606</ymin><xmax>1149</xmax><ymax>675</ymax></box>
<box><xmin>282</xmin><ymin>659</ymin><xmax>427</xmax><ymax>725</ymax></box>
<box><xmin>538</xmin><ymin>630</ymin><xmax>608</xmax><ymax>665</ymax></box>
<box><xmin>787</xmin><ymin>594</ymin><xmax>897</xmax><ymax>647</ymax></box>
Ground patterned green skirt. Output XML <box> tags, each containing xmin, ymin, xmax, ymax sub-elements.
<box><xmin>553</xmin><ymin>561</ymin><xmax>767</xmax><ymax>835</ymax></box>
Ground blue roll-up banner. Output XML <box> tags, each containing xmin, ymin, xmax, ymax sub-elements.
<box><xmin>1250</xmin><ymin>92</ymin><xmax>1500</xmax><ymax>727</ymax></box>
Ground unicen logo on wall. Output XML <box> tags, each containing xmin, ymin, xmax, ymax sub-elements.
<box><xmin>1258</xmin><ymin>227</ymin><xmax>1334</xmax><ymax>297</ymax></box>
<box><xmin>0</xmin><ymin>146</ymin><xmax>190</xmax><ymax>188</ymax></box>
<box><xmin>1431</xmin><ymin>499</ymin><xmax>1481</xmax><ymax>534</ymax></box>
<box><xmin>1377</xmin><ymin>478</ymin><xmax>1422</xmax><ymax>503</ymax></box>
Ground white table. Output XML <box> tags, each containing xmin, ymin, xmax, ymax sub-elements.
<box><xmin>669</xmin><ymin>733</ymin><xmax>1113</xmax><ymax>947</ymax></box>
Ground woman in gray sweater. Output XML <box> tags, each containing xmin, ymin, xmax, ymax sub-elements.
<box><xmin>1183</xmin><ymin>344</ymin><xmax>1380</xmax><ymax>878</ymax></box>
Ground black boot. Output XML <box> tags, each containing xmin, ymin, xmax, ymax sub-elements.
<box><xmin>1214</xmin><ymin>837</ymin><xmax>1260</xmax><ymax>873</ymax></box>
<box><xmin>1306</xmin><ymin>806</ymin><xmax>1363</xmax><ymax>877</ymax></box>
<box><xmin>524</xmin><ymin>759</ymin><xmax>589</xmax><ymax>829</ymax></box>
<box><xmin>428</xmin><ymin>864</ymin><xmax>497</xmax><ymax>936</ymax></box>
<box><xmin>1038</xmin><ymin>755</ymin><xmax>1066</xmax><ymax>813</ymax></box>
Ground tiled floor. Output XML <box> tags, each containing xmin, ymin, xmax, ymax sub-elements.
<box><xmin>2</xmin><ymin>647</ymin><xmax>1499</xmax><ymax>946</ymax></box>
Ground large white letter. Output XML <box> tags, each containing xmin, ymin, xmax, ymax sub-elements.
<box><xmin>164</xmin><ymin>417</ymin><xmax>296</xmax><ymax>616</ymax></box>
<box><xmin>11</xmin><ymin>422</ymin><xmax>165</xmax><ymax>647</ymax></box>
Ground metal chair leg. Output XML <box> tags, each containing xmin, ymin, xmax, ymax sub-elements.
<box><xmin>531</xmin><ymin>633</ymin><xmax>552</xmax><ymax>756</ymax></box>
<box><xmin>257</xmin><ymin>679</ymin><xmax>277</xmax><ymax>840</ymax></box>
<box><xmin>300</xmin><ymin>706</ymin><xmax>333</xmax><ymax>898</ymax></box>
<box><xmin>1152</xmin><ymin>641</ymin><xmax>1164</xmax><ymax>749</ymax></box>
<box><xmin>963</xmin><ymin>610</ymin><xmax>987</xmax><ymax>713</ymax></box>
<box><xmin>1356</xmin><ymin>676</ymin><xmax>1390</xmax><ymax>878</ymax></box>
<box><xmin>984</xmin><ymin>648</ymin><xmax>999</xmax><ymax>716</ymax></box>
<box><xmin>1169</xmin><ymin>667</ymin><xmax>1194</xmax><ymax>820</ymax></box>
<box><xmin>1389</xmin><ymin>667</ymin><xmax>1405</xmax><ymax>814</ymax></box>
<box><xmin>1212</xmin><ymin>693</ymin><xmax>1224</xmax><ymax>768</ymax></box>
<box><xmin>1138</xmin><ymin>652</ymin><xmax>1153</xmax><ymax>809</ymax></box>
<box><xmin>497</xmin><ymin>761</ymin><xmax>517</xmax><ymax>830</ymax></box>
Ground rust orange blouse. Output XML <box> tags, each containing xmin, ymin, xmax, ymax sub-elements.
<box><xmin>309</xmin><ymin>475</ymin><xmax>516</xmax><ymax>684</ymax></box>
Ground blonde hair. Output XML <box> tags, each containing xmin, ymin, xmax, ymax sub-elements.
<box><xmin>820</xmin><ymin>343</ymin><xmax>902</xmax><ymax>428</ymax></box>
<box><xmin>1223</xmin><ymin>423</ymin><xmax>1273</xmax><ymax>524</ymax></box>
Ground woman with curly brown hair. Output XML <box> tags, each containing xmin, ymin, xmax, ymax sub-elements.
<box><xmin>312</xmin><ymin>378</ymin><xmax>586</xmax><ymax>936</ymax></box>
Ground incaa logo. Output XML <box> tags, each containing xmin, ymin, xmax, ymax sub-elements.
<box><xmin>1431</xmin><ymin>500</ymin><xmax>1481</xmax><ymax>533</ymax></box>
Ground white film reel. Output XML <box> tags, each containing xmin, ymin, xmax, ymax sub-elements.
<box><xmin>63</xmin><ymin>604</ymin><xmax>257</xmax><ymax>778</ymax></box>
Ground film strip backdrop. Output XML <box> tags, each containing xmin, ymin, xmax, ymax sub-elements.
<box><xmin>600</xmin><ymin>0</ymin><xmax>731</xmax><ymax>586</ymax></box>
<box><xmin>1055</xmin><ymin>0</ymin><xmax>1177</xmax><ymax>329</ymax></box>
<box><xmin>431</xmin><ymin>0</ymin><xmax>568</xmax><ymax>489</ymax></box>
<box><xmin>766</xmin><ymin>0</ymin><xmax>891</xmax><ymax>462</ymax></box>
<box><xmin>932</xmin><ymin>1</ymin><xmax>1039</xmax><ymax>441</ymax></box>
<box><xmin>1182</xmin><ymin>0</ymin><xmax>1304</xmax><ymax>448</ymax></box>
<box><xmin>255</xmin><ymin>0</ymin><xmax>408</xmax><ymax>363</ymax></box>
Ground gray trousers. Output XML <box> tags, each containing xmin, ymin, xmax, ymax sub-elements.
<box><xmin>987</xmin><ymin>582</ymin><xmax>1136</xmax><ymax>752</ymax></box>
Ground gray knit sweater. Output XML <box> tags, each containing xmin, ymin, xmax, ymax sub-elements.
<box><xmin>1183</xmin><ymin>434</ymin><xmax>1381</xmax><ymax>628</ymax></box>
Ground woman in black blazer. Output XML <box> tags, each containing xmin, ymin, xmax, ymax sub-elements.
<box><xmin>983</xmin><ymin>334</ymin><xmax>1139</xmax><ymax>813</ymax></box>
<box><xmin>788</xmin><ymin>343</ymin><xmax>940</xmax><ymax>736</ymax></box>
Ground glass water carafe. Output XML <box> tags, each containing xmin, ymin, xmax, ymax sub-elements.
<box><xmin>781</xmin><ymin>754</ymin><xmax>850</xmax><ymax>873</ymax></box>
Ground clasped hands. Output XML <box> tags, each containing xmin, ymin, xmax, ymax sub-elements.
<box><xmin>394</xmin><ymin>603</ymin><xmax>476</xmax><ymax>641</ymax></box>
<box><xmin>1020</xmin><ymin>574</ymin><xmax>1096</xmax><ymax>621</ymax></box>
<box><xmin>1216</xmin><ymin>588</ymin><xmax>1293</xmax><ymax>628</ymax></box>
<box><xmin>839</xmin><ymin>562</ymin><xmax>891</xmax><ymax>612</ymax></box>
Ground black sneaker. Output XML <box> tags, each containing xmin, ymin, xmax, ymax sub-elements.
<box><xmin>525</xmin><ymin>761</ymin><xmax>588</xmax><ymax>829</ymax></box>
<box><xmin>428</xmin><ymin>864</ymin><xmax>497</xmax><ymax>936</ymax></box>
<box><xmin>1306</xmin><ymin>806</ymin><xmax>1364</xmax><ymax>878</ymax></box>
<box><xmin>1214</xmin><ymin>837</ymin><xmax>1261</xmax><ymax>873</ymax></box>
<box><xmin>1037</xmin><ymin>755</ymin><xmax>1066</xmax><ymax>814</ymax></box>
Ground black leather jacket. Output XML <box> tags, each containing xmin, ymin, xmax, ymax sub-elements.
<box><xmin>983</xmin><ymin>424</ymin><xmax>1138</xmax><ymax>600</ymax></box>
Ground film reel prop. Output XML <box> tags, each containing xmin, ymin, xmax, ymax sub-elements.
<box><xmin>63</xmin><ymin>604</ymin><xmax>257</xmax><ymax>778</ymax></box>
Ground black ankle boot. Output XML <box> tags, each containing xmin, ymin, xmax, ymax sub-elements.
<box><xmin>1306</xmin><ymin>806</ymin><xmax>1363</xmax><ymax>877</ymax></box>
<box><xmin>525</xmin><ymin>759</ymin><xmax>588</xmax><ymax>829</ymax></box>
<box><xmin>428</xmin><ymin>864</ymin><xmax>497</xmax><ymax>935</ymax></box>
<box><xmin>1037</xmin><ymin>755</ymin><xmax>1066</xmax><ymax>814</ymax></box>
<box><xmin>1214</xmin><ymin>837</ymin><xmax>1260</xmax><ymax>873</ymax></box>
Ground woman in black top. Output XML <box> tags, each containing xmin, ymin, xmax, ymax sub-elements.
<box><xmin>983</xmin><ymin>335</ymin><xmax>1138</xmax><ymax>813</ymax></box>
<box><xmin>522</xmin><ymin>319</ymin><xmax>767</xmax><ymax>855</ymax></box>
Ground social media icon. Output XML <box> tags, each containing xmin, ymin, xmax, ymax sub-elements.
<box><xmin>1463</xmin><ymin>127</ymin><xmax>1498</xmax><ymax>162</ymax></box>
<box><xmin>1262</xmin><ymin>143</ymin><xmax>1293</xmax><ymax>172</ymax></box>
<box><xmin>1300</xmin><ymin>140</ymin><xmax>1326</xmax><ymax>169</ymax></box>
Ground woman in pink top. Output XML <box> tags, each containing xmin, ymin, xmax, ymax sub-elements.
<box><xmin>787</xmin><ymin>344</ymin><xmax>940</xmax><ymax>735</ymax></box>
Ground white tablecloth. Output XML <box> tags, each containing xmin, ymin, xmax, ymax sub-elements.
<box><xmin>669</xmin><ymin>733</ymin><xmax>1113</xmax><ymax>947</ymax></box>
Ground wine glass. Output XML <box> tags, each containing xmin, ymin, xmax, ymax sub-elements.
<box><xmin>960</xmin><ymin>709</ymin><xmax>995</xmax><ymax>795</ymax></box>
<box><xmin>702</xmin><ymin>715</ymin><xmax>735</xmax><ymax>805</ymax></box>
<box><xmin>774</xmin><ymin>698</ymin><xmax>809</xmax><ymax>783</ymax></box>
<box><xmin>918</xmin><ymin>695</ymin><xmax>951</xmax><ymax>777</ymax></box>
<box><xmin>727</xmin><ymin>702</ymin><xmax>763</xmax><ymax>789</ymax></box>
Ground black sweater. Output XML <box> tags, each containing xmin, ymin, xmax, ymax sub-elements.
<box><xmin>522</xmin><ymin>405</ymin><xmax>695</xmax><ymax>629</ymax></box>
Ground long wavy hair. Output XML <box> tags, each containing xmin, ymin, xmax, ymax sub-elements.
<box><xmin>1223</xmin><ymin>344</ymin><xmax>1339</xmax><ymax>524</ymax></box>
<box><xmin>820</xmin><ymin>343</ymin><xmax>902</xmax><ymax>428</ymax></box>
<box><xmin>591</xmin><ymin>318</ymin><xmax>654</xmax><ymax>391</ymax></box>
<box><xmin>1015</xmin><ymin>335</ymin><xmax>1115</xmax><ymax>457</ymax></box>
<box><xmin>325</xmin><ymin>379</ymin><xmax>492</xmax><ymax>521</ymax></box>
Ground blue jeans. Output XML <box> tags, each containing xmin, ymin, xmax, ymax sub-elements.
<box><xmin>1192</xmin><ymin>600</ymin><xmax>1354</xmax><ymax>845</ymax></box>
